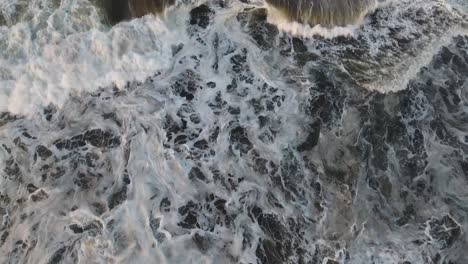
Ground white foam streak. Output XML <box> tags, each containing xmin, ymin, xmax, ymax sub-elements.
<box><xmin>366</xmin><ymin>26</ymin><xmax>468</xmax><ymax>93</ymax></box>
<box><xmin>0</xmin><ymin>0</ymin><xmax>176</xmax><ymax>116</ymax></box>
<box><xmin>266</xmin><ymin>5</ymin><xmax>360</xmax><ymax>38</ymax></box>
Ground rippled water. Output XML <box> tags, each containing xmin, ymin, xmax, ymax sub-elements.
<box><xmin>265</xmin><ymin>0</ymin><xmax>376</xmax><ymax>27</ymax></box>
<box><xmin>0</xmin><ymin>0</ymin><xmax>467</xmax><ymax>263</ymax></box>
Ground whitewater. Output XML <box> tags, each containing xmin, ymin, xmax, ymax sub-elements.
<box><xmin>0</xmin><ymin>0</ymin><xmax>467</xmax><ymax>263</ymax></box>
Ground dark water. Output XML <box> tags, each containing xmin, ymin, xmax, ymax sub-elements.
<box><xmin>98</xmin><ymin>0</ymin><xmax>375</xmax><ymax>27</ymax></box>
<box><xmin>97</xmin><ymin>0</ymin><xmax>176</xmax><ymax>24</ymax></box>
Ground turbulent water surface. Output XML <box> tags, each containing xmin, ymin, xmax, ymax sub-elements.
<box><xmin>0</xmin><ymin>0</ymin><xmax>468</xmax><ymax>263</ymax></box>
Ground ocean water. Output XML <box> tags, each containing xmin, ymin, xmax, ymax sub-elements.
<box><xmin>0</xmin><ymin>0</ymin><xmax>467</xmax><ymax>263</ymax></box>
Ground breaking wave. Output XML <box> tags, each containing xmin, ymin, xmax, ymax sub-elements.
<box><xmin>0</xmin><ymin>0</ymin><xmax>467</xmax><ymax>263</ymax></box>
